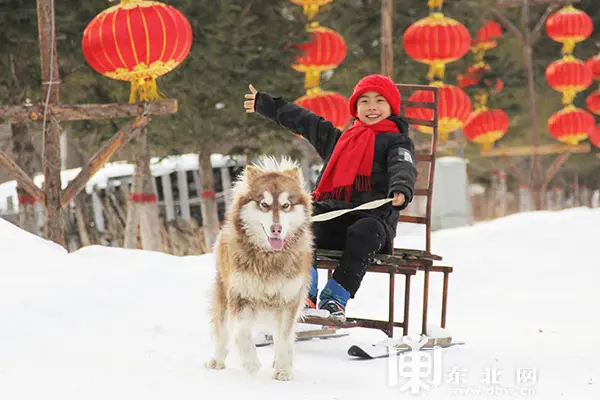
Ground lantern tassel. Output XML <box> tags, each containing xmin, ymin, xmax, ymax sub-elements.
<box><xmin>481</xmin><ymin>141</ymin><xmax>494</xmax><ymax>152</ymax></box>
<box><xmin>562</xmin><ymin>89</ymin><xmax>577</xmax><ymax>106</ymax></box>
<box><xmin>427</xmin><ymin>61</ymin><xmax>446</xmax><ymax>81</ymax></box>
<box><xmin>564</xmin><ymin>136</ymin><xmax>580</xmax><ymax>146</ymax></box>
<box><xmin>474</xmin><ymin>91</ymin><xmax>489</xmax><ymax>110</ymax></box>
<box><xmin>304</xmin><ymin>70</ymin><xmax>321</xmax><ymax>91</ymax></box>
<box><xmin>427</xmin><ymin>0</ymin><xmax>444</xmax><ymax>10</ymax></box>
<box><xmin>303</xmin><ymin>4</ymin><xmax>320</xmax><ymax>21</ymax></box>
<box><xmin>129</xmin><ymin>77</ymin><xmax>164</xmax><ymax>104</ymax></box>
<box><xmin>562</xmin><ymin>39</ymin><xmax>576</xmax><ymax>55</ymax></box>
<box><xmin>439</xmin><ymin>131</ymin><xmax>449</xmax><ymax>143</ymax></box>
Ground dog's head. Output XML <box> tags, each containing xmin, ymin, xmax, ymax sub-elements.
<box><xmin>231</xmin><ymin>157</ymin><xmax>311</xmax><ymax>251</ymax></box>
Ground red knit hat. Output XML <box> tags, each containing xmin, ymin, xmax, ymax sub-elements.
<box><xmin>348</xmin><ymin>74</ymin><xmax>401</xmax><ymax>118</ymax></box>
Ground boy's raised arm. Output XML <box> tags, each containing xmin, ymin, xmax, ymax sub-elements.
<box><xmin>387</xmin><ymin>133</ymin><xmax>417</xmax><ymax>210</ymax></box>
<box><xmin>244</xmin><ymin>84</ymin><xmax>341</xmax><ymax>160</ymax></box>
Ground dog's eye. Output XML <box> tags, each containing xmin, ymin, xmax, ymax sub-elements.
<box><xmin>260</xmin><ymin>201</ymin><xmax>269</xmax><ymax>209</ymax></box>
<box><xmin>281</xmin><ymin>203</ymin><xmax>290</xmax><ymax>210</ymax></box>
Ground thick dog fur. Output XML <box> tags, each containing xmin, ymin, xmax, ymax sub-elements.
<box><xmin>205</xmin><ymin>156</ymin><xmax>313</xmax><ymax>381</ymax></box>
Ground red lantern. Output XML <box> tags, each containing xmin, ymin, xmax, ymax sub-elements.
<box><xmin>82</xmin><ymin>0</ymin><xmax>192</xmax><ymax>103</ymax></box>
<box><xmin>403</xmin><ymin>13</ymin><xmax>471</xmax><ymax>81</ymax></box>
<box><xmin>548</xmin><ymin>105</ymin><xmax>595</xmax><ymax>145</ymax></box>
<box><xmin>294</xmin><ymin>90</ymin><xmax>351</xmax><ymax>130</ymax></box>
<box><xmin>586</xmin><ymin>54</ymin><xmax>600</xmax><ymax>81</ymax></box>
<box><xmin>545</xmin><ymin>5</ymin><xmax>593</xmax><ymax>54</ymax></box>
<box><xmin>590</xmin><ymin>125</ymin><xmax>600</xmax><ymax>148</ymax></box>
<box><xmin>545</xmin><ymin>56</ymin><xmax>592</xmax><ymax>105</ymax></box>
<box><xmin>586</xmin><ymin>90</ymin><xmax>600</xmax><ymax>115</ymax></box>
<box><xmin>457</xmin><ymin>64</ymin><xmax>488</xmax><ymax>89</ymax></box>
<box><xmin>472</xmin><ymin>20</ymin><xmax>503</xmax><ymax>52</ymax></box>
<box><xmin>463</xmin><ymin>108</ymin><xmax>509</xmax><ymax>151</ymax></box>
<box><xmin>291</xmin><ymin>23</ymin><xmax>347</xmax><ymax>90</ymax></box>
<box><xmin>405</xmin><ymin>82</ymin><xmax>472</xmax><ymax>142</ymax></box>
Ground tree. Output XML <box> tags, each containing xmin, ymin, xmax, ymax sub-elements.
<box><xmin>0</xmin><ymin>0</ymin><xmax>43</xmax><ymax>232</ymax></box>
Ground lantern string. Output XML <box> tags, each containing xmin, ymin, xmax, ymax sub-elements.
<box><xmin>41</xmin><ymin>0</ymin><xmax>57</xmax><ymax>166</ymax></box>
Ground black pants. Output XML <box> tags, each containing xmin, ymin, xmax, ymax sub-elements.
<box><xmin>312</xmin><ymin>202</ymin><xmax>388</xmax><ymax>298</ymax></box>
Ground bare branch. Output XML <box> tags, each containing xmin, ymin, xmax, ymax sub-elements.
<box><xmin>0</xmin><ymin>149</ymin><xmax>45</xmax><ymax>205</ymax></box>
<box><xmin>490</xmin><ymin>7</ymin><xmax>524</xmax><ymax>43</ymax></box>
<box><xmin>531</xmin><ymin>4</ymin><xmax>560</xmax><ymax>44</ymax></box>
<box><xmin>60</xmin><ymin>116</ymin><xmax>150</xmax><ymax>208</ymax></box>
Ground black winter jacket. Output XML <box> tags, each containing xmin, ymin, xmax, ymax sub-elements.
<box><xmin>255</xmin><ymin>92</ymin><xmax>417</xmax><ymax>247</ymax></box>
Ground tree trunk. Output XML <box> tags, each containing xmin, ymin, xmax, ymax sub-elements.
<box><xmin>380</xmin><ymin>0</ymin><xmax>394</xmax><ymax>78</ymax></box>
<box><xmin>198</xmin><ymin>149</ymin><xmax>220</xmax><ymax>251</ymax></box>
<box><xmin>124</xmin><ymin>131</ymin><xmax>163</xmax><ymax>251</ymax></box>
<box><xmin>498</xmin><ymin>167</ymin><xmax>507</xmax><ymax>217</ymax></box>
<box><xmin>11</xmin><ymin>122</ymin><xmax>38</xmax><ymax>234</ymax></box>
<box><xmin>74</xmin><ymin>192</ymin><xmax>91</xmax><ymax>247</ymax></box>
<box><xmin>124</xmin><ymin>167</ymin><xmax>141</xmax><ymax>248</ymax></box>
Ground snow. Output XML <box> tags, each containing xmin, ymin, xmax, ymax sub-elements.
<box><xmin>0</xmin><ymin>153</ymin><xmax>245</xmax><ymax>212</ymax></box>
<box><xmin>436</xmin><ymin>156</ymin><xmax>469</xmax><ymax>166</ymax></box>
<box><xmin>1</xmin><ymin>207</ymin><xmax>599</xmax><ymax>399</ymax></box>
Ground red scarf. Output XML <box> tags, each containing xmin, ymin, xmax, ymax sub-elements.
<box><xmin>312</xmin><ymin>119</ymin><xmax>400</xmax><ymax>202</ymax></box>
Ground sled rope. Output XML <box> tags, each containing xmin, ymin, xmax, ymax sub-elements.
<box><xmin>311</xmin><ymin>198</ymin><xmax>394</xmax><ymax>223</ymax></box>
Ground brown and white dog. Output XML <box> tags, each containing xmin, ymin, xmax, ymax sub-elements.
<box><xmin>205</xmin><ymin>156</ymin><xmax>313</xmax><ymax>381</ymax></box>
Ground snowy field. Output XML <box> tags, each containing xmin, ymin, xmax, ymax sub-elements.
<box><xmin>1</xmin><ymin>207</ymin><xmax>599</xmax><ymax>399</ymax></box>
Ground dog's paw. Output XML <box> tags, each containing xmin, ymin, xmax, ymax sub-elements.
<box><xmin>273</xmin><ymin>368</ymin><xmax>293</xmax><ymax>381</ymax></box>
<box><xmin>242</xmin><ymin>359</ymin><xmax>261</xmax><ymax>374</ymax></box>
<box><xmin>205</xmin><ymin>359</ymin><xmax>226</xmax><ymax>370</ymax></box>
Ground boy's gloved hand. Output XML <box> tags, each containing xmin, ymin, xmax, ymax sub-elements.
<box><xmin>392</xmin><ymin>192</ymin><xmax>405</xmax><ymax>206</ymax></box>
<box><xmin>244</xmin><ymin>84</ymin><xmax>258</xmax><ymax>113</ymax></box>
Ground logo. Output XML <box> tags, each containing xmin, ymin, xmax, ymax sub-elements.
<box><xmin>398</xmin><ymin>148</ymin><xmax>414</xmax><ymax>164</ymax></box>
<box><xmin>388</xmin><ymin>335</ymin><xmax>443</xmax><ymax>394</ymax></box>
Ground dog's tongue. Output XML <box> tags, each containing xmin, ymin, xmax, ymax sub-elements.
<box><xmin>268</xmin><ymin>237</ymin><xmax>284</xmax><ymax>251</ymax></box>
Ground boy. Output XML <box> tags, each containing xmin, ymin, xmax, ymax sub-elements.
<box><xmin>243</xmin><ymin>74</ymin><xmax>417</xmax><ymax>322</ymax></box>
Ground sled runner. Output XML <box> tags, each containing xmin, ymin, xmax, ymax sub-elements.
<box><xmin>254</xmin><ymin>314</ymin><xmax>350</xmax><ymax>347</ymax></box>
<box><xmin>348</xmin><ymin>336</ymin><xmax>466</xmax><ymax>359</ymax></box>
<box><xmin>302</xmin><ymin>84</ymin><xmax>454</xmax><ymax>338</ymax></box>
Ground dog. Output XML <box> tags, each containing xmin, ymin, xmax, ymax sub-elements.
<box><xmin>205</xmin><ymin>156</ymin><xmax>313</xmax><ymax>381</ymax></box>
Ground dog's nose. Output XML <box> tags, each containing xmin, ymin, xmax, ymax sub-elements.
<box><xmin>270</xmin><ymin>223</ymin><xmax>282</xmax><ymax>237</ymax></box>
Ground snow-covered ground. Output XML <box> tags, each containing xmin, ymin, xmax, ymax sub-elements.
<box><xmin>1</xmin><ymin>208</ymin><xmax>599</xmax><ymax>399</ymax></box>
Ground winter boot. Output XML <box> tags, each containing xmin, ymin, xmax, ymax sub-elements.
<box><xmin>318</xmin><ymin>278</ymin><xmax>350</xmax><ymax>322</ymax></box>
<box><xmin>305</xmin><ymin>266</ymin><xmax>319</xmax><ymax>309</ymax></box>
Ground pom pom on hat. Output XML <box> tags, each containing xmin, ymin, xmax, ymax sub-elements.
<box><xmin>348</xmin><ymin>74</ymin><xmax>401</xmax><ymax>118</ymax></box>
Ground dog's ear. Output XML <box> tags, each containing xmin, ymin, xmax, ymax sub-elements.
<box><xmin>281</xmin><ymin>167</ymin><xmax>303</xmax><ymax>185</ymax></box>
<box><xmin>245</xmin><ymin>165</ymin><xmax>261</xmax><ymax>184</ymax></box>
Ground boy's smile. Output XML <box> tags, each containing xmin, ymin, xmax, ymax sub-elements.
<box><xmin>356</xmin><ymin>91</ymin><xmax>392</xmax><ymax>125</ymax></box>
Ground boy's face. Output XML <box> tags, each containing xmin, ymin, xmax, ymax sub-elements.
<box><xmin>356</xmin><ymin>91</ymin><xmax>392</xmax><ymax>125</ymax></box>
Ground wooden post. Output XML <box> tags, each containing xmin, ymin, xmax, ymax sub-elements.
<box><xmin>381</xmin><ymin>0</ymin><xmax>394</xmax><ymax>78</ymax></box>
<box><xmin>519</xmin><ymin>0</ymin><xmax>544</xmax><ymax>210</ymax></box>
<box><xmin>37</xmin><ymin>0</ymin><xmax>64</xmax><ymax>245</ymax></box>
<box><xmin>198</xmin><ymin>150</ymin><xmax>220</xmax><ymax>250</ymax></box>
